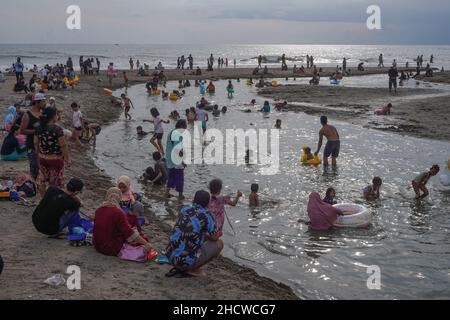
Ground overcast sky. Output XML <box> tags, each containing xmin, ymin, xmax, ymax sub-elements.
<box><xmin>0</xmin><ymin>0</ymin><xmax>449</xmax><ymax>44</ymax></box>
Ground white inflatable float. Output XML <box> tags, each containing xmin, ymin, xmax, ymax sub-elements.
<box><xmin>439</xmin><ymin>159</ymin><xmax>450</xmax><ymax>187</ymax></box>
<box><xmin>332</xmin><ymin>203</ymin><xmax>372</xmax><ymax>228</ymax></box>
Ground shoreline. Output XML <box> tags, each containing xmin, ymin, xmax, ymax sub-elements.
<box><xmin>0</xmin><ymin>74</ymin><xmax>298</xmax><ymax>299</ymax></box>
<box><xmin>258</xmin><ymin>84</ymin><xmax>450</xmax><ymax>142</ymax></box>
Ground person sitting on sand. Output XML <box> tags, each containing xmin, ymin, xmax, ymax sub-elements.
<box><xmin>314</xmin><ymin>116</ymin><xmax>340</xmax><ymax>167</ymax></box>
<box><xmin>249</xmin><ymin>183</ymin><xmax>260</xmax><ymax>207</ymax></box>
<box><xmin>165</xmin><ymin>190</ymin><xmax>222</xmax><ymax>277</ymax></box>
<box><xmin>323</xmin><ymin>187</ymin><xmax>337</xmax><ymax>205</ymax></box>
<box><xmin>275</xmin><ymin>101</ymin><xmax>287</xmax><ymax>111</ymax></box>
<box><xmin>117</xmin><ymin>175</ymin><xmax>136</xmax><ymax>209</ymax></box>
<box><xmin>32</xmin><ymin>178</ymin><xmax>84</xmax><ymax>237</ymax></box>
<box><xmin>93</xmin><ymin>187</ymin><xmax>154</xmax><ymax>261</ymax></box>
<box><xmin>208</xmin><ymin>179</ymin><xmax>242</xmax><ymax>237</ymax></box>
<box><xmin>143</xmin><ymin>151</ymin><xmax>168</xmax><ymax>186</ymax></box>
<box><xmin>363</xmin><ymin>177</ymin><xmax>382</xmax><ymax>201</ymax></box>
<box><xmin>375</xmin><ymin>103</ymin><xmax>393</xmax><ymax>115</ymax></box>
<box><xmin>1</xmin><ymin>125</ymin><xmax>27</xmax><ymax>161</ymax></box>
<box><xmin>412</xmin><ymin>165</ymin><xmax>440</xmax><ymax>200</ymax></box>
<box><xmin>307</xmin><ymin>192</ymin><xmax>343</xmax><ymax>231</ymax></box>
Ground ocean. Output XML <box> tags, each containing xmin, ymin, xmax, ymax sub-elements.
<box><xmin>1</xmin><ymin>44</ymin><xmax>450</xmax><ymax>71</ymax></box>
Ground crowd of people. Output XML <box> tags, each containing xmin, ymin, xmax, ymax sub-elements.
<box><xmin>0</xmin><ymin>52</ymin><xmax>444</xmax><ymax>280</ymax></box>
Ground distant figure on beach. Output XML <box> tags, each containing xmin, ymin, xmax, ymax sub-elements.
<box><xmin>14</xmin><ymin>57</ymin><xmax>24</xmax><ymax>83</ymax></box>
<box><xmin>281</xmin><ymin>54</ymin><xmax>287</xmax><ymax>70</ymax></box>
<box><xmin>430</xmin><ymin>54</ymin><xmax>434</xmax><ymax>64</ymax></box>
<box><xmin>388</xmin><ymin>66</ymin><xmax>398</xmax><ymax>93</ymax></box>
<box><xmin>314</xmin><ymin>116</ymin><xmax>340</xmax><ymax>167</ymax></box>
<box><xmin>188</xmin><ymin>54</ymin><xmax>193</xmax><ymax>70</ymax></box>
<box><xmin>233</xmin><ymin>58</ymin><xmax>236</xmax><ymax>68</ymax></box>
<box><xmin>358</xmin><ymin>62</ymin><xmax>364</xmax><ymax>71</ymax></box>
<box><xmin>226</xmin><ymin>80</ymin><xmax>234</xmax><ymax>98</ymax></box>
<box><xmin>306</xmin><ymin>55</ymin><xmax>310</xmax><ymax>69</ymax></box>
<box><xmin>107</xmin><ymin>63</ymin><xmax>115</xmax><ymax>87</ymax></box>
<box><xmin>412</xmin><ymin>165</ymin><xmax>440</xmax><ymax>200</ymax></box>
<box><xmin>363</xmin><ymin>177</ymin><xmax>382</xmax><ymax>201</ymax></box>
<box><xmin>258</xmin><ymin>55</ymin><xmax>262</xmax><ymax>68</ymax></box>
<box><xmin>136</xmin><ymin>59</ymin><xmax>140</xmax><ymax>69</ymax></box>
<box><xmin>129</xmin><ymin>58</ymin><xmax>134</xmax><ymax>70</ymax></box>
<box><xmin>378</xmin><ymin>54</ymin><xmax>384</xmax><ymax>67</ymax></box>
<box><xmin>342</xmin><ymin>58</ymin><xmax>347</xmax><ymax>71</ymax></box>
<box><xmin>122</xmin><ymin>71</ymin><xmax>129</xmax><ymax>87</ymax></box>
<box><xmin>375</xmin><ymin>103</ymin><xmax>393</xmax><ymax>115</ymax></box>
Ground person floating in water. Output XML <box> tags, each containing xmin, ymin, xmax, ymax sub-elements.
<box><xmin>375</xmin><ymin>103</ymin><xmax>393</xmax><ymax>115</ymax></box>
<box><xmin>363</xmin><ymin>177</ymin><xmax>382</xmax><ymax>200</ymax></box>
<box><xmin>412</xmin><ymin>165</ymin><xmax>440</xmax><ymax>200</ymax></box>
<box><xmin>136</xmin><ymin>126</ymin><xmax>149</xmax><ymax>138</ymax></box>
<box><xmin>314</xmin><ymin>116</ymin><xmax>340</xmax><ymax>167</ymax></box>
<box><xmin>323</xmin><ymin>187</ymin><xmax>337</xmax><ymax>205</ymax></box>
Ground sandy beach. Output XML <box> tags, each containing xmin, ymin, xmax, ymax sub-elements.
<box><xmin>259</xmin><ymin>83</ymin><xmax>450</xmax><ymax>141</ymax></box>
<box><xmin>0</xmin><ymin>72</ymin><xmax>297</xmax><ymax>300</ymax></box>
<box><xmin>1</xmin><ymin>65</ymin><xmax>449</xmax><ymax>299</ymax></box>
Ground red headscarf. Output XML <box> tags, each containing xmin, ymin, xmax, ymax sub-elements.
<box><xmin>307</xmin><ymin>192</ymin><xmax>342</xmax><ymax>230</ymax></box>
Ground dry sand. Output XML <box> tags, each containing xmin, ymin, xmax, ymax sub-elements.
<box><xmin>259</xmin><ymin>84</ymin><xmax>450</xmax><ymax>141</ymax></box>
<box><xmin>0</xmin><ymin>72</ymin><xmax>297</xmax><ymax>300</ymax></box>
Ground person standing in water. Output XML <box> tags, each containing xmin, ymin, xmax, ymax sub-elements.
<box><xmin>388</xmin><ymin>66</ymin><xmax>398</xmax><ymax>93</ymax></box>
<box><xmin>314</xmin><ymin>116</ymin><xmax>340</xmax><ymax>167</ymax></box>
<box><xmin>378</xmin><ymin>54</ymin><xmax>384</xmax><ymax>67</ymax></box>
<box><xmin>129</xmin><ymin>58</ymin><xmax>134</xmax><ymax>70</ymax></box>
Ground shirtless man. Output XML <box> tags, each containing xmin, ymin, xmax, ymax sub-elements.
<box><xmin>314</xmin><ymin>116</ymin><xmax>340</xmax><ymax>166</ymax></box>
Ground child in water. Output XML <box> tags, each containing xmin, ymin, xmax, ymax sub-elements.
<box><xmin>212</xmin><ymin>105</ymin><xmax>221</xmax><ymax>117</ymax></box>
<box><xmin>136</xmin><ymin>126</ymin><xmax>149</xmax><ymax>137</ymax></box>
<box><xmin>275</xmin><ymin>119</ymin><xmax>282</xmax><ymax>129</ymax></box>
<box><xmin>303</xmin><ymin>146</ymin><xmax>314</xmax><ymax>161</ymax></box>
<box><xmin>144</xmin><ymin>107</ymin><xmax>170</xmax><ymax>156</ymax></box>
<box><xmin>249</xmin><ymin>183</ymin><xmax>260</xmax><ymax>207</ymax></box>
<box><xmin>227</xmin><ymin>80</ymin><xmax>234</xmax><ymax>98</ymax></box>
<box><xmin>207</xmin><ymin>179</ymin><xmax>242</xmax><ymax>237</ymax></box>
<box><xmin>412</xmin><ymin>165</ymin><xmax>440</xmax><ymax>200</ymax></box>
<box><xmin>120</xmin><ymin>93</ymin><xmax>134</xmax><ymax>120</ymax></box>
<box><xmin>323</xmin><ymin>187</ymin><xmax>337</xmax><ymax>205</ymax></box>
<box><xmin>363</xmin><ymin>177</ymin><xmax>382</xmax><ymax>200</ymax></box>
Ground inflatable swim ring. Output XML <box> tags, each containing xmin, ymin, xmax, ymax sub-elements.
<box><xmin>169</xmin><ymin>94</ymin><xmax>179</xmax><ymax>101</ymax></box>
<box><xmin>64</xmin><ymin>75</ymin><xmax>79</xmax><ymax>86</ymax></box>
<box><xmin>103</xmin><ymin>88</ymin><xmax>113</xmax><ymax>94</ymax></box>
<box><xmin>300</xmin><ymin>154</ymin><xmax>322</xmax><ymax>165</ymax></box>
<box><xmin>332</xmin><ymin>203</ymin><xmax>371</xmax><ymax>228</ymax></box>
<box><xmin>152</xmin><ymin>88</ymin><xmax>161</xmax><ymax>95</ymax></box>
<box><xmin>439</xmin><ymin>158</ymin><xmax>450</xmax><ymax>186</ymax></box>
<box><xmin>246</xmin><ymin>80</ymin><xmax>253</xmax><ymax>86</ymax></box>
<box><xmin>271</xmin><ymin>81</ymin><xmax>280</xmax><ymax>88</ymax></box>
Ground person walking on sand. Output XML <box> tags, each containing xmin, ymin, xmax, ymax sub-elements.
<box><xmin>258</xmin><ymin>55</ymin><xmax>262</xmax><ymax>68</ymax></box>
<box><xmin>188</xmin><ymin>54</ymin><xmax>193</xmax><ymax>70</ymax></box>
<box><xmin>14</xmin><ymin>57</ymin><xmax>24</xmax><ymax>83</ymax></box>
<box><xmin>378</xmin><ymin>53</ymin><xmax>384</xmax><ymax>67</ymax></box>
<box><xmin>388</xmin><ymin>66</ymin><xmax>398</xmax><ymax>93</ymax></box>
<box><xmin>314</xmin><ymin>116</ymin><xmax>340</xmax><ymax>167</ymax></box>
<box><xmin>430</xmin><ymin>54</ymin><xmax>434</xmax><ymax>64</ymax></box>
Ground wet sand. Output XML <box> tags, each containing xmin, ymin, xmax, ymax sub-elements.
<box><xmin>416</xmin><ymin>70</ymin><xmax>450</xmax><ymax>84</ymax></box>
<box><xmin>0</xmin><ymin>73</ymin><xmax>297</xmax><ymax>299</ymax></box>
<box><xmin>259</xmin><ymin>84</ymin><xmax>450</xmax><ymax>141</ymax></box>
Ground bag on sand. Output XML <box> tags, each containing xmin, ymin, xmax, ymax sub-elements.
<box><xmin>118</xmin><ymin>243</ymin><xmax>147</xmax><ymax>262</ymax></box>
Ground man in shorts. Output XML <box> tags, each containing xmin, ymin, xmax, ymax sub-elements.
<box><xmin>314</xmin><ymin>115</ymin><xmax>340</xmax><ymax>167</ymax></box>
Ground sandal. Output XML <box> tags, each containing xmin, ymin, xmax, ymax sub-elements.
<box><xmin>165</xmin><ymin>267</ymin><xmax>182</xmax><ymax>278</ymax></box>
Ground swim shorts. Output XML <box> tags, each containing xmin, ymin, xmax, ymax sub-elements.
<box><xmin>324</xmin><ymin>140</ymin><xmax>340</xmax><ymax>158</ymax></box>
<box><xmin>152</xmin><ymin>132</ymin><xmax>163</xmax><ymax>140</ymax></box>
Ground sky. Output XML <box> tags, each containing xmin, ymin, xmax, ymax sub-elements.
<box><xmin>0</xmin><ymin>0</ymin><xmax>449</xmax><ymax>44</ymax></box>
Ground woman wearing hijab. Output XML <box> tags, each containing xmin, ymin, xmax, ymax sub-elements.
<box><xmin>3</xmin><ymin>106</ymin><xmax>17</xmax><ymax>132</ymax></box>
<box><xmin>1</xmin><ymin>125</ymin><xmax>27</xmax><ymax>161</ymax></box>
<box><xmin>307</xmin><ymin>192</ymin><xmax>343</xmax><ymax>231</ymax></box>
<box><xmin>93</xmin><ymin>187</ymin><xmax>153</xmax><ymax>261</ymax></box>
<box><xmin>117</xmin><ymin>175</ymin><xmax>136</xmax><ymax>209</ymax></box>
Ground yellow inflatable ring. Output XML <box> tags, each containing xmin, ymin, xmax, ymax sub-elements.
<box><xmin>103</xmin><ymin>88</ymin><xmax>113</xmax><ymax>94</ymax></box>
<box><xmin>271</xmin><ymin>81</ymin><xmax>279</xmax><ymax>87</ymax></box>
<box><xmin>169</xmin><ymin>94</ymin><xmax>179</xmax><ymax>101</ymax></box>
<box><xmin>300</xmin><ymin>154</ymin><xmax>322</xmax><ymax>165</ymax></box>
